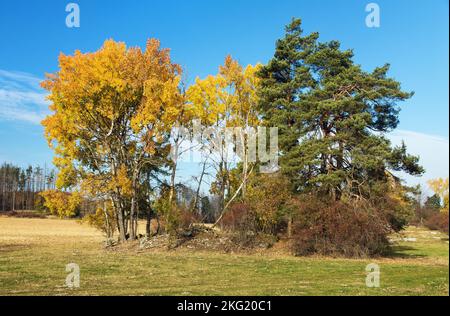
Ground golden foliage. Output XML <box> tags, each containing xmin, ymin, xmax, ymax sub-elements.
<box><xmin>82</xmin><ymin>205</ymin><xmax>117</xmax><ymax>237</ymax></box>
<box><xmin>109</xmin><ymin>165</ymin><xmax>133</xmax><ymax>197</ymax></box>
<box><xmin>39</xmin><ymin>190</ymin><xmax>82</xmax><ymax>218</ymax></box>
<box><xmin>41</xmin><ymin>38</ymin><xmax>186</xmax><ymax>191</ymax></box>
<box><xmin>186</xmin><ymin>55</ymin><xmax>261</xmax><ymax>127</ymax></box>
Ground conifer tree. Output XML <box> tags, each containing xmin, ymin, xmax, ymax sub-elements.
<box><xmin>258</xmin><ymin>18</ymin><xmax>424</xmax><ymax>200</ymax></box>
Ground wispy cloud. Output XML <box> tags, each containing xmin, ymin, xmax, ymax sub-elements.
<box><xmin>0</xmin><ymin>69</ymin><xmax>50</xmax><ymax>124</ymax></box>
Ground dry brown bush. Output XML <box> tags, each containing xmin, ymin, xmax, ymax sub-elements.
<box><xmin>425</xmin><ymin>212</ymin><xmax>449</xmax><ymax>234</ymax></box>
<box><xmin>3</xmin><ymin>210</ymin><xmax>47</xmax><ymax>219</ymax></box>
<box><xmin>290</xmin><ymin>197</ymin><xmax>392</xmax><ymax>257</ymax></box>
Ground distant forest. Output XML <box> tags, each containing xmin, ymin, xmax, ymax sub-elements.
<box><xmin>0</xmin><ymin>163</ymin><xmax>56</xmax><ymax>212</ymax></box>
<box><xmin>0</xmin><ymin>162</ymin><xmax>217</xmax><ymax>221</ymax></box>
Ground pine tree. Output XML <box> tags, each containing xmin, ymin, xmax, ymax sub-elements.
<box><xmin>425</xmin><ymin>194</ymin><xmax>441</xmax><ymax>212</ymax></box>
<box><xmin>258</xmin><ymin>18</ymin><xmax>424</xmax><ymax>200</ymax></box>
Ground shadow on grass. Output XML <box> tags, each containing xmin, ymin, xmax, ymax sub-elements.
<box><xmin>385</xmin><ymin>245</ymin><xmax>427</xmax><ymax>259</ymax></box>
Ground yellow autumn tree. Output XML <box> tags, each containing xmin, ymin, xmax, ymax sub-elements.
<box><xmin>40</xmin><ymin>190</ymin><xmax>82</xmax><ymax>218</ymax></box>
<box><xmin>42</xmin><ymin>39</ymin><xmax>186</xmax><ymax>242</ymax></box>
<box><xmin>187</xmin><ymin>55</ymin><xmax>261</xmax><ymax>217</ymax></box>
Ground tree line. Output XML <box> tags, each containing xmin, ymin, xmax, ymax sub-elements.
<box><xmin>35</xmin><ymin>18</ymin><xmax>447</xmax><ymax>256</ymax></box>
<box><xmin>0</xmin><ymin>163</ymin><xmax>56</xmax><ymax>212</ymax></box>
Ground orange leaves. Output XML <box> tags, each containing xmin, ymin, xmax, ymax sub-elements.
<box><xmin>143</xmin><ymin>39</ymin><xmax>181</xmax><ymax>77</ymax></box>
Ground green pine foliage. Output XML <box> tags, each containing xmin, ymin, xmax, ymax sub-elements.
<box><xmin>258</xmin><ymin>18</ymin><xmax>424</xmax><ymax>199</ymax></box>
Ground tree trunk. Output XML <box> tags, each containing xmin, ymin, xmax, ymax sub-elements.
<box><xmin>117</xmin><ymin>210</ymin><xmax>127</xmax><ymax>242</ymax></box>
<box><xmin>287</xmin><ymin>215</ymin><xmax>293</xmax><ymax>238</ymax></box>
<box><xmin>146</xmin><ymin>208</ymin><xmax>152</xmax><ymax>237</ymax></box>
<box><xmin>129</xmin><ymin>186</ymin><xmax>137</xmax><ymax>240</ymax></box>
<box><xmin>191</xmin><ymin>158</ymin><xmax>208</xmax><ymax>213</ymax></box>
<box><xmin>169</xmin><ymin>161</ymin><xmax>177</xmax><ymax>206</ymax></box>
<box><xmin>12</xmin><ymin>182</ymin><xmax>16</xmax><ymax>212</ymax></box>
<box><xmin>241</xmin><ymin>127</ymin><xmax>249</xmax><ymax>199</ymax></box>
<box><xmin>113</xmin><ymin>197</ymin><xmax>127</xmax><ymax>242</ymax></box>
<box><xmin>103</xmin><ymin>201</ymin><xmax>112</xmax><ymax>239</ymax></box>
<box><xmin>169</xmin><ymin>138</ymin><xmax>180</xmax><ymax>206</ymax></box>
<box><xmin>146</xmin><ymin>207</ymin><xmax>160</xmax><ymax>237</ymax></box>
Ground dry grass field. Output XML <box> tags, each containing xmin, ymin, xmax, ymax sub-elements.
<box><xmin>0</xmin><ymin>216</ymin><xmax>448</xmax><ymax>296</ymax></box>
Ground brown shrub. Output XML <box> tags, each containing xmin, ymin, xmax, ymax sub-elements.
<box><xmin>290</xmin><ymin>197</ymin><xmax>392</xmax><ymax>258</ymax></box>
<box><xmin>409</xmin><ymin>206</ymin><xmax>438</xmax><ymax>226</ymax></box>
<box><xmin>220</xmin><ymin>203</ymin><xmax>277</xmax><ymax>247</ymax></box>
<box><xmin>245</xmin><ymin>174</ymin><xmax>292</xmax><ymax>234</ymax></box>
<box><xmin>178</xmin><ymin>209</ymin><xmax>201</xmax><ymax>231</ymax></box>
<box><xmin>220</xmin><ymin>203</ymin><xmax>257</xmax><ymax>246</ymax></box>
<box><xmin>3</xmin><ymin>211</ymin><xmax>47</xmax><ymax>219</ymax></box>
<box><xmin>220</xmin><ymin>203</ymin><xmax>255</xmax><ymax>231</ymax></box>
<box><xmin>163</xmin><ymin>207</ymin><xmax>201</xmax><ymax>241</ymax></box>
<box><xmin>425</xmin><ymin>212</ymin><xmax>449</xmax><ymax>234</ymax></box>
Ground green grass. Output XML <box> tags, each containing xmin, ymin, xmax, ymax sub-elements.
<box><xmin>0</xmin><ymin>217</ymin><xmax>448</xmax><ymax>296</ymax></box>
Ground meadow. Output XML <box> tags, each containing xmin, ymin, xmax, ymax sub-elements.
<box><xmin>0</xmin><ymin>217</ymin><xmax>448</xmax><ymax>296</ymax></box>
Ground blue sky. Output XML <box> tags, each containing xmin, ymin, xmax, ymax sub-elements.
<box><xmin>0</xmin><ymin>0</ymin><xmax>448</xmax><ymax>193</ymax></box>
